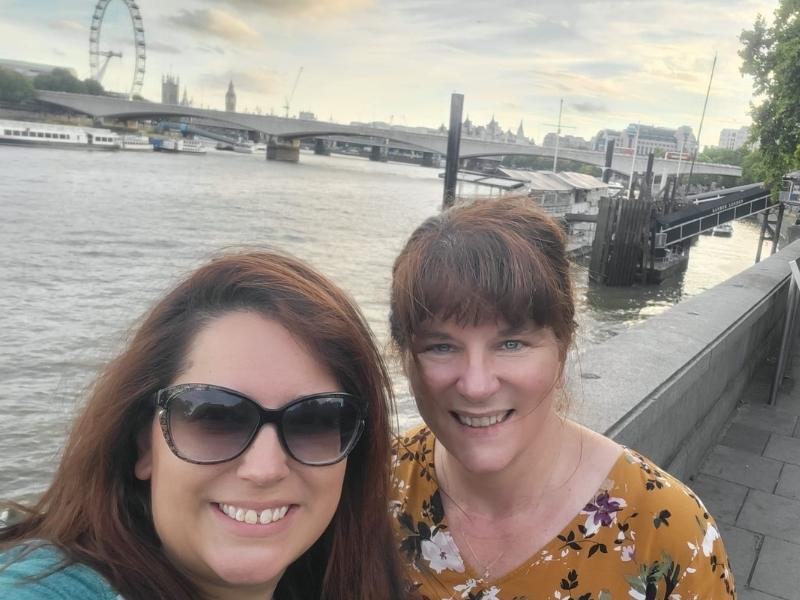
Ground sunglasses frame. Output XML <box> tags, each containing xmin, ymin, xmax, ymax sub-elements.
<box><xmin>155</xmin><ymin>383</ymin><xmax>367</xmax><ymax>467</ymax></box>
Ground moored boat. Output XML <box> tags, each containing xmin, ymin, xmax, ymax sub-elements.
<box><xmin>0</xmin><ymin>119</ymin><xmax>119</xmax><ymax>150</ymax></box>
<box><xmin>152</xmin><ymin>138</ymin><xmax>207</xmax><ymax>154</ymax></box>
<box><xmin>120</xmin><ymin>134</ymin><xmax>153</xmax><ymax>151</ymax></box>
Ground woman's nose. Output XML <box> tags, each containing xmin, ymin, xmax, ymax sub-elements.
<box><xmin>455</xmin><ymin>352</ymin><xmax>501</xmax><ymax>402</ymax></box>
<box><xmin>235</xmin><ymin>424</ymin><xmax>292</xmax><ymax>484</ymax></box>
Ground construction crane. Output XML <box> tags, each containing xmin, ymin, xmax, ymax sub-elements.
<box><xmin>283</xmin><ymin>67</ymin><xmax>303</xmax><ymax>118</ymax></box>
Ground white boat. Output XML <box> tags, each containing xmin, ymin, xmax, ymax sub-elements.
<box><xmin>0</xmin><ymin>119</ymin><xmax>119</xmax><ymax>150</ymax></box>
<box><xmin>120</xmin><ymin>134</ymin><xmax>153</xmax><ymax>151</ymax></box>
<box><xmin>712</xmin><ymin>223</ymin><xmax>733</xmax><ymax>236</ymax></box>
<box><xmin>153</xmin><ymin>138</ymin><xmax>207</xmax><ymax>154</ymax></box>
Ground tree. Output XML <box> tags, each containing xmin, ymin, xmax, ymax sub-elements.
<box><xmin>740</xmin><ymin>1</ymin><xmax>800</xmax><ymax>190</ymax></box>
<box><xmin>33</xmin><ymin>68</ymin><xmax>105</xmax><ymax>95</ymax></box>
<box><xmin>0</xmin><ymin>67</ymin><xmax>35</xmax><ymax>104</ymax></box>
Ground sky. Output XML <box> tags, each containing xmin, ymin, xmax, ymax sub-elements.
<box><xmin>0</xmin><ymin>0</ymin><xmax>779</xmax><ymax>147</ymax></box>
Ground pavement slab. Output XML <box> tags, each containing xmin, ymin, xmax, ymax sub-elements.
<box><xmin>689</xmin><ymin>474</ymin><xmax>749</xmax><ymax>525</ymax></box>
<box><xmin>700</xmin><ymin>446</ymin><xmax>783</xmax><ymax>493</ymax></box>
<box><xmin>732</xmin><ymin>404</ymin><xmax>797</xmax><ymax>437</ymax></box>
<box><xmin>749</xmin><ymin>536</ymin><xmax>800</xmax><ymax>600</ymax></box>
<box><xmin>737</xmin><ymin>490</ymin><xmax>800</xmax><ymax>545</ymax></box>
<box><xmin>774</xmin><ymin>463</ymin><xmax>800</xmax><ymax>501</ymax></box>
<box><xmin>718</xmin><ymin>522</ymin><xmax>761</xmax><ymax>584</ymax></box>
<box><xmin>720</xmin><ymin>423</ymin><xmax>772</xmax><ymax>455</ymax></box>
<box><xmin>763</xmin><ymin>434</ymin><xmax>800</xmax><ymax>466</ymax></box>
<box><xmin>737</xmin><ymin>587</ymin><xmax>786</xmax><ymax>600</ymax></box>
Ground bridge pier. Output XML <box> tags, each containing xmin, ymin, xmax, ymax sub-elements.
<box><xmin>266</xmin><ymin>136</ymin><xmax>300</xmax><ymax>162</ymax></box>
<box><xmin>313</xmin><ymin>138</ymin><xmax>331</xmax><ymax>156</ymax></box>
<box><xmin>421</xmin><ymin>152</ymin><xmax>439</xmax><ymax>167</ymax></box>
<box><xmin>369</xmin><ymin>145</ymin><xmax>388</xmax><ymax>162</ymax></box>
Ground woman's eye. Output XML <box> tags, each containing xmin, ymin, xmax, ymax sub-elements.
<box><xmin>427</xmin><ymin>343</ymin><xmax>453</xmax><ymax>353</ymax></box>
<box><xmin>501</xmin><ymin>340</ymin><xmax>523</xmax><ymax>351</ymax></box>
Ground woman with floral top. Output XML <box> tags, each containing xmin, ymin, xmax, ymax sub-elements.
<box><xmin>388</xmin><ymin>197</ymin><xmax>735</xmax><ymax>600</ymax></box>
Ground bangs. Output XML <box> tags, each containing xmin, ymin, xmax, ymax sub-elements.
<box><xmin>400</xmin><ymin>230</ymin><xmax>564</xmax><ymax>337</ymax></box>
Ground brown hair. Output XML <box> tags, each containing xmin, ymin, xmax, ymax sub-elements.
<box><xmin>390</xmin><ymin>197</ymin><xmax>576</xmax><ymax>359</ymax></box>
<box><xmin>1</xmin><ymin>250</ymin><xmax>409</xmax><ymax>600</ymax></box>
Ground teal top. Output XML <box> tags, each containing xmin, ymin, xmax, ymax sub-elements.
<box><xmin>0</xmin><ymin>544</ymin><xmax>121</xmax><ymax>599</ymax></box>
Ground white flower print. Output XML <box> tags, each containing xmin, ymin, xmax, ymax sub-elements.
<box><xmin>421</xmin><ymin>530</ymin><xmax>465</xmax><ymax>574</ymax></box>
<box><xmin>453</xmin><ymin>578</ymin><xmax>478</xmax><ymax>598</ymax></box>
<box><xmin>481</xmin><ymin>586</ymin><xmax>501</xmax><ymax>599</ymax></box>
<box><xmin>701</xmin><ymin>523</ymin><xmax>720</xmax><ymax>557</ymax></box>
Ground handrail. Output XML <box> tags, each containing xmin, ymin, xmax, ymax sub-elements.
<box><xmin>770</xmin><ymin>258</ymin><xmax>800</xmax><ymax>405</ymax></box>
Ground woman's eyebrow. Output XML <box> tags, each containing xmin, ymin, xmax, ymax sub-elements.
<box><xmin>498</xmin><ymin>324</ymin><xmax>540</xmax><ymax>336</ymax></box>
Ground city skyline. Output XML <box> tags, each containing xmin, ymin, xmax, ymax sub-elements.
<box><xmin>0</xmin><ymin>0</ymin><xmax>777</xmax><ymax>147</ymax></box>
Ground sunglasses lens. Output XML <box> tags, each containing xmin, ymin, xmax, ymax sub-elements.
<box><xmin>168</xmin><ymin>389</ymin><xmax>259</xmax><ymax>462</ymax></box>
<box><xmin>282</xmin><ymin>396</ymin><xmax>362</xmax><ymax>465</ymax></box>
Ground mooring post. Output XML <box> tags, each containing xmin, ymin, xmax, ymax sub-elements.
<box><xmin>601</xmin><ymin>140</ymin><xmax>615</xmax><ymax>183</ymax></box>
<box><xmin>442</xmin><ymin>93</ymin><xmax>464</xmax><ymax>209</ymax></box>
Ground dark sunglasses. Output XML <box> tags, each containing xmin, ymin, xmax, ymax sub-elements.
<box><xmin>155</xmin><ymin>384</ymin><xmax>366</xmax><ymax>466</ymax></box>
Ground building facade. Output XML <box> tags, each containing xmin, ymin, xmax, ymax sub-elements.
<box><xmin>593</xmin><ymin>124</ymin><xmax>697</xmax><ymax>155</ymax></box>
<box><xmin>161</xmin><ymin>74</ymin><xmax>179</xmax><ymax>105</ymax></box>
<box><xmin>718</xmin><ymin>126</ymin><xmax>751</xmax><ymax>150</ymax></box>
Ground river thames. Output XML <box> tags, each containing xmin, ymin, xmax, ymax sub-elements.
<box><xmin>0</xmin><ymin>146</ymin><xmax>765</xmax><ymax>501</ymax></box>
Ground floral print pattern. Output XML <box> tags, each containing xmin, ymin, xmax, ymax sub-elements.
<box><xmin>391</xmin><ymin>426</ymin><xmax>736</xmax><ymax>600</ymax></box>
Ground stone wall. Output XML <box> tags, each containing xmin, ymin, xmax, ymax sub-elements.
<box><xmin>571</xmin><ymin>240</ymin><xmax>800</xmax><ymax>479</ymax></box>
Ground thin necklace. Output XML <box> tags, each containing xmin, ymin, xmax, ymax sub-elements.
<box><xmin>435</xmin><ymin>422</ymin><xmax>584</xmax><ymax>583</ymax></box>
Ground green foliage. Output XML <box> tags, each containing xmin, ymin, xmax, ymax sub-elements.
<box><xmin>695</xmin><ymin>146</ymin><xmax>750</xmax><ymax>167</ymax></box>
<box><xmin>0</xmin><ymin>67</ymin><xmax>35</xmax><ymax>104</ymax></box>
<box><xmin>501</xmin><ymin>154</ymin><xmax>602</xmax><ymax>177</ymax></box>
<box><xmin>740</xmin><ymin>1</ymin><xmax>800</xmax><ymax>190</ymax></box>
<box><xmin>33</xmin><ymin>68</ymin><xmax>105</xmax><ymax>95</ymax></box>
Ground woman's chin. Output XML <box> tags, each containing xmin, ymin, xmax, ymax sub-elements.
<box><xmin>207</xmin><ymin>555</ymin><xmax>285</xmax><ymax>590</ymax></box>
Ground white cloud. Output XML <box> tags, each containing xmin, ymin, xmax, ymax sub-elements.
<box><xmin>166</xmin><ymin>8</ymin><xmax>261</xmax><ymax>47</ymax></box>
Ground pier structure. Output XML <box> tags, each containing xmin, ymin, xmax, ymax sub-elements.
<box><xmin>32</xmin><ymin>90</ymin><xmax>741</xmax><ymax>176</ymax></box>
<box><xmin>575</xmin><ymin>240</ymin><xmax>800</xmax><ymax>598</ymax></box>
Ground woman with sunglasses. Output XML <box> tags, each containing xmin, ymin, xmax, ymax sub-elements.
<box><xmin>388</xmin><ymin>198</ymin><xmax>735</xmax><ymax>600</ymax></box>
<box><xmin>1</xmin><ymin>251</ymin><xmax>409</xmax><ymax>600</ymax></box>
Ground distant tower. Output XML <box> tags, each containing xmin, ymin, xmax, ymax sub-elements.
<box><xmin>226</xmin><ymin>81</ymin><xmax>236</xmax><ymax>112</ymax></box>
<box><xmin>161</xmin><ymin>74</ymin><xmax>179</xmax><ymax>104</ymax></box>
<box><xmin>516</xmin><ymin>120</ymin><xmax>526</xmax><ymax>144</ymax></box>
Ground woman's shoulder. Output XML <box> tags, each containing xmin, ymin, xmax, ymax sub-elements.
<box><xmin>0</xmin><ymin>544</ymin><xmax>121</xmax><ymax>600</ymax></box>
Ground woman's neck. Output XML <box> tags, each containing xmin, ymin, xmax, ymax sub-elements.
<box><xmin>434</xmin><ymin>414</ymin><xmax>583</xmax><ymax>522</ymax></box>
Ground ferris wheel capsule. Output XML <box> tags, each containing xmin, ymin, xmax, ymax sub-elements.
<box><xmin>89</xmin><ymin>0</ymin><xmax>146</xmax><ymax>99</ymax></box>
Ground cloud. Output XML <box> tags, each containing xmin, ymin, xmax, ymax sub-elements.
<box><xmin>572</xmin><ymin>101</ymin><xmax>608</xmax><ymax>113</ymax></box>
<box><xmin>148</xmin><ymin>41</ymin><xmax>182</xmax><ymax>55</ymax></box>
<box><xmin>48</xmin><ymin>19</ymin><xmax>84</xmax><ymax>33</ymax></box>
<box><xmin>204</xmin><ymin>0</ymin><xmax>373</xmax><ymax>17</ymax></box>
<box><xmin>166</xmin><ymin>8</ymin><xmax>260</xmax><ymax>46</ymax></box>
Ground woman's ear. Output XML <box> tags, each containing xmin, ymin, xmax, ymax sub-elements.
<box><xmin>134</xmin><ymin>422</ymin><xmax>154</xmax><ymax>481</ymax></box>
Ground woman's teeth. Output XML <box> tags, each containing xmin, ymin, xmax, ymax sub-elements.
<box><xmin>456</xmin><ymin>411</ymin><xmax>510</xmax><ymax>428</ymax></box>
<box><xmin>219</xmin><ymin>503</ymin><xmax>289</xmax><ymax>525</ymax></box>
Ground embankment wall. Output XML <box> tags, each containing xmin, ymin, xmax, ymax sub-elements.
<box><xmin>572</xmin><ymin>239</ymin><xmax>800</xmax><ymax>479</ymax></box>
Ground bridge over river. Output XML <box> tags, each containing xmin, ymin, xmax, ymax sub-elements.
<box><xmin>36</xmin><ymin>90</ymin><xmax>742</xmax><ymax>178</ymax></box>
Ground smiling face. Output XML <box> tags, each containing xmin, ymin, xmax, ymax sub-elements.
<box><xmin>135</xmin><ymin>311</ymin><xmax>346</xmax><ymax>600</ymax></box>
<box><xmin>408</xmin><ymin>317</ymin><xmax>564</xmax><ymax>475</ymax></box>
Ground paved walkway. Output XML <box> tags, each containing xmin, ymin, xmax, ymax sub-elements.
<box><xmin>690</xmin><ymin>351</ymin><xmax>800</xmax><ymax>600</ymax></box>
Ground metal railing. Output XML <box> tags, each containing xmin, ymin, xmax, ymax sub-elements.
<box><xmin>770</xmin><ymin>257</ymin><xmax>800</xmax><ymax>405</ymax></box>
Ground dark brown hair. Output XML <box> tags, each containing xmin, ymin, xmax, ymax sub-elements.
<box><xmin>390</xmin><ymin>197</ymin><xmax>576</xmax><ymax>358</ymax></box>
<box><xmin>1</xmin><ymin>250</ymin><xmax>409</xmax><ymax>600</ymax></box>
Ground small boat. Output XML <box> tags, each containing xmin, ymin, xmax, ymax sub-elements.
<box><xmin>153</xmin><ymin>138</ymin><xmax>207</xmax><ymax>154</ymax></box>
<box><xmin>120</xmin><ymin>134</ymin><xmax>153</xmax><ymax>151</ymax></box>
<box><xmin>712</xmin><ymin>223</ymin><xmax>733</xmax><ymax>236</ymax></box>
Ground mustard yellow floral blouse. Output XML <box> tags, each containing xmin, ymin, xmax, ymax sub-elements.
<box><xmin>391</xmin><ymin>426</ymin><xmax>735</xmax><ymax>600</ymax></box>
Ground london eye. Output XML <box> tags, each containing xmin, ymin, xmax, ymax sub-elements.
<box><xmin>89</xmin><ymin>0</ymin><xmax>146</xmax><ymax>98</ymax></box>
